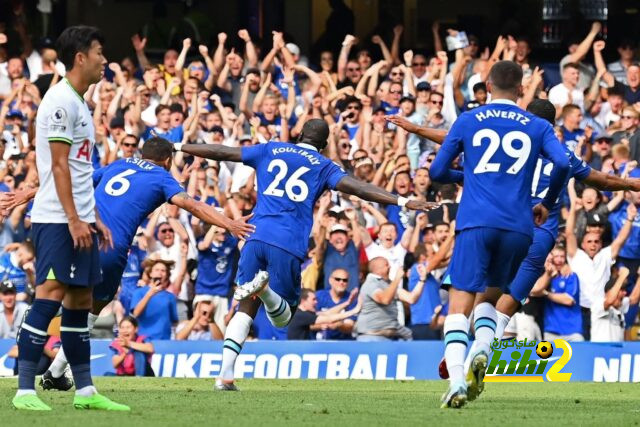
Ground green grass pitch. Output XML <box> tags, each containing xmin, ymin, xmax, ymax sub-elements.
<box><xmin>0</xmin><ymin>378</ymin><xmax>638</xmax><ymax>426</ymax></box>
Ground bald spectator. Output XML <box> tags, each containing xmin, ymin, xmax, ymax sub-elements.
<box><xmin>355</xmin><ymin>257</ymin><xmax>427</xmax><ymax>341</ymax></box>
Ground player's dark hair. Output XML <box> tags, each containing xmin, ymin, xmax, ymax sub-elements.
<box><xmin>142</xmin><ymin>137</ymin><xmax>173</xmax><ymax>162</ymax></box>
<box><xmin>488</xmin><ymin>61</ymin><xmax>523</xmax><ymax>93</ymax></box>
<box><xmin>298</xmin><ymin>118</ymin><xmax>330</xmax><ymax>151</ymax></box>
<box><xmin>526</xmin><ymin>99</ymin><xmax>556</xmax><ymax>125</ymax></box>
<box><xmin>120</xmin><ymin>315</ymin><xmax>138</xmax><ymax>328</ymax></box>
<box><xmin>56</xmin><ymin>26</ymin><xmax>105</xmax><ymax>70</ymax></box>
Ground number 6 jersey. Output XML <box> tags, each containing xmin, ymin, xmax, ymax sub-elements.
<box><xmin>93</xmin><ymin>158</ymin><xmax>184</xmax><ymax>250</ymax></box>
<box><xmin>431</xmin><ymin>99</ymin><xmax>570</xmax><ymax>238</ymax></box>
<box><xmin>32</xmin><ymin>78</ymin><xmax>97</xmax><ymax>224</ymax></box>
<box><xmin>241</xmin><ymin>141</ymin><xmax>347</xmax><ymax>259</ymax></box>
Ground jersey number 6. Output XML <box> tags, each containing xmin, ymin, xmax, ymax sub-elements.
<box><xmin>105</xmin><ymin>169</ymin><xmax>137</xmax><ymax>196</ymax></box>
<box><xmin>473</xmin><ymin>129</ymin><xmax>532</xmax><ymax>175</ymax></box>
<box><xmin>263</xmin><ymin>159</ymin><xmax>310</xmax><ymax>202</ymax></box>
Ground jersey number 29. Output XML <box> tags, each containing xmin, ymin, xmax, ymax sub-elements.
<box><xmin>263</xmin><ymin>159</ymin><xmax>310</xmax><ymax>202</ymax></box>
<box><xmin>473</xmin><ymin>129</ymin><xmax>531</xmax><ymax>174</ymax></box>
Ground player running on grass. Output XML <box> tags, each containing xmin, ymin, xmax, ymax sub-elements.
<box><xmin>176</xmin><ymin>118</ymin><xmax>437</xmax><ymax>390</ymax></box>
<box><xmin>1</xmin><ymin>137</ymin><xmax>255</xmax><ymax>392</ymax></box>
<box><xmin>427</xmin><ymin>61</ymin><xmax>571</xmax><ymax>408</ymax></box>
<box><xmin>388</xmin><ymin>98</ymin><xmax>640</xmax><ymax>404</ymax></box>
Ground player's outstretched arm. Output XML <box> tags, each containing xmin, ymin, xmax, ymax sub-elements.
<box><xmin>176</xmin><ymin>143</ymin><xmax>243</xmax><ymax>163</ymax></box>
<box><xmin>335</xmin><ymin>176</ymin><xmax>438</xmax><ymax>211</ymax></box>
<box><xmin>170</xmin><ymin>192</ymin><xmax>255</xmax><ymax>240</ymax></box>
<box><xmin>385</xmin><ymin>115</ymin><xmax>447</xmax><ymax>144</ymax></box>
<box><xmin>582</xmin><ymin>170</ymin><xmax>640</xmax><ymax>192</ymax></box>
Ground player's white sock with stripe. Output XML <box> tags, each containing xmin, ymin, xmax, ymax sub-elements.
<box><xmin>444</xmin><ymin>313</ymin><xmax>469</xmax><ymax>385</ymax></box>
<box><xmin>259</xmin><ymin>287</ymin><xmax>292</xmax><ymax>327</ymax></box>
<box><xmin>494</xmin><ymin>311</ymin><xmax>511</xmax><ymax>340</ymax></box>
<box><xmin>472</xmin><ymin>303</ymin><xmax>498</xmax><ymax>356</ymax></box>
<box><xmin>49</xmin><ymin>313</ymin><xmax>99</xmax><ymax>378</ymax></box>
<box><xmin>220</xmin><ymin>312</ymin><xmax>253</xmax><ymax>382</ymax></box>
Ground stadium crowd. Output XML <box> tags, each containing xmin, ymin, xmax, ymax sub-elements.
<box><xmin>0</xmin><ymin>4</ymin><xmax>640</xmax><ymax>376</ymax></box>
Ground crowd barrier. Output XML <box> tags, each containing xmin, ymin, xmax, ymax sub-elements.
<box><xmin>1</xmin><ymin>339</ymin><xmax>639</xmax><ymax>382</ymax></box>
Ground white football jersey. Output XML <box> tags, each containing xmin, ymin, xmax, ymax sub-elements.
<box><xmin>31</xmin><ymin>78</ymin><xmax>96</xmax><ymax>224</ymax></box>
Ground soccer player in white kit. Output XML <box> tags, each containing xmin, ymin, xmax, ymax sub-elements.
<box><xmin>12</xmin><ymin>26</ymin><xmax>128</xmax><ymax>411</ymax></box>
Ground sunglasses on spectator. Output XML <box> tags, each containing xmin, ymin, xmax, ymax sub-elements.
<box><xmin>412</xmin><ymin>62</ymin><xmax>427</xmax><ymax>67</ymax></box>
<box><xmin>122</xmin><ymin>142</ymin><xmax>137</xmax><ymax>148</ymax></box>
<box><xmin>190</xmin><ymin>65</ymin><xmax>205</xmax><ymax>71</ymax></box>
<box><xmin>340</xmin><ymin>142</ymin><xmax>352</xmax><ymax>149</ymax></box>
<box><xmin>332</xmin><ymin>277</ymin><xmax>349</xmax><ymax>283</ymax></box>
<box><xmin>347</xmin><ymin>105</ymin><xmax>361</xmax><ymax>110</ymax></box>
<box><xmin>391</xmin><ymin>72</ymin><xmax>405</xmax><ymax>77</ymax></box>
<box><xmin>595</xmin><ymin>140</ymin><xmax>611</xmax><ymax>145</ymax></box>
<box><xmin>159</xmin><ymin>228</ymin><xmax>174</xmax><ymax>234</ymax></box>
<box><xmin>430</xmin><ymin>99</ymin><xmax>443</xmax><ymax>105</ymax></box>
<box><xmin>389</xmin><ymin>90</ymin><xmax>402</xmax><ymax>95</ymax></box>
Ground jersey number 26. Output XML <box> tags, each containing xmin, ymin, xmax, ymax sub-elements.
<box><xmin>473</xmin><ymin>129</ymin><xmax>531</xmax><ymax>175</ymax></box>
<box><xmin>263</xmin><ymin>159</ymin><xmax>310</xmax><ymax>202</ymax></box>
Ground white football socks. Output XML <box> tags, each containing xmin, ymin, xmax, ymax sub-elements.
<box><xmin>259</xmin><ymin>287</ymin><xmax>292</xmax><ymax>327</ymax></box>
<box><xmin>443</xmin><ymin>313</ymin><xmax>469</xmax><ymax>385</ymax></box>
<box><xmin>220</xmin><ymin>312</ymin><xmax>253</xmax><ymax>381</ymax></box>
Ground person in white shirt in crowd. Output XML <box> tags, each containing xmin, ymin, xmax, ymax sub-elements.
<box><xmin>566</xmin><ymin>191</ymin><xmax>636</xmax><ymax>340</ymax></box>
<box><xmin>590</xmin><ymin>266</ymin><xmax>640</xmax><ymax>342</ymax></box>
<box><xmin>0</xmin><ymin>281</ymin><xmax>28</xmax><ymax>339</ymax></box>
<box><xmin>549</xmin><ymin>62</ymin><xmax>584</xmax><ymax>117</ymax></box>
<box><xmin>558</xmin><ymin>21</ymin><xmax>601</xmax><ymax>91</ymax></box>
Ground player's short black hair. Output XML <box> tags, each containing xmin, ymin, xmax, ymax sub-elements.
<box><xmin>56</xmin><ymin>26</ymin><xmax>105</xmax><ymax>70</ymax></box>
<box><xmin>526</xmin><ymin>99</ymin><xmax>556</xmax><ymax>125</ymax></box>
<box><xmin>142</xmin><ymin>137</ymin><xmax>173</xmax><ymax>162</ymax></box>
<box><xmin>299</xmin><ymin>119</ymin><xmax>330</xmax><ymax>150</ymax></box>
<box><xmin>488</xmin><ymin>61</ymin><xmax>523</xmax><ymax>93</ymax></box>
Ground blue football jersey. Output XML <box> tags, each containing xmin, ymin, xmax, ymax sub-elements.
<box><xmin>431</xmin><ymin>100</ymin><xmax>570</xmax><ymax>238</ymax></box>
<box><xmin>532</xmin><ymin>147</ymin><xmax>591</xmax><ymax>237</ymax></box>
<box><xmin>241</xmin><ymin>141</ymin><xmax>348</xmax><ymax>259</ymax></box>
<box><xmin>195</xmin><ymin>234</ymin><xmax>239</xmax><ymax>296</ymax></box>
<box><xmin>93</xmin><ymin>158</ymin><xmax>184</xmax><ymax>250</ymax></box>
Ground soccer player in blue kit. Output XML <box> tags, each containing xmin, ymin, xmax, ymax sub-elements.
<box><xmin>429</xmin><ymin>61</ymin><xmax>572</xmax><ymax>408</ymax></box>
<box><xmin>177</xmin><ymin>119</ymin><xmax>437</xmax><ymax>390</ymax></box>
<box><xmin>390</xmin><ymin>99</ymin><xmax>640</xmax><ymax>396</ymax></box>
<box><xmin>1</xmin><ymin>137</ymin><xmax>255</xmax><ymax>391</ymax></box>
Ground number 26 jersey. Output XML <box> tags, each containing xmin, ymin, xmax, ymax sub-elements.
<box><xmin>241</xmin><ymin>141</ymin><xmax>347</xmax><ymax>259</ymax></box>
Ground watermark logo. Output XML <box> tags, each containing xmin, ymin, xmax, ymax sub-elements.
<box><xmin>484</xmin><ymin>338</ymin><xmax>573</xmax><ymax>382</ymax></box>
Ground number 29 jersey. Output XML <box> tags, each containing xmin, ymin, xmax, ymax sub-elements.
<box><xmin>93</xmin><ymin>158</ymin><xmax>184</xmax><ymax>250</ymax></box>
<box><xmin>241</xmin><ymin>142</ymin><xmax>347</xmax><ymax>259</ymax></box>
<box><xmin>438</xmin><ymin>100</ymin><xmax>568</xmax><ymax>238</ymax></box>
